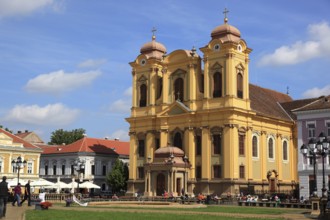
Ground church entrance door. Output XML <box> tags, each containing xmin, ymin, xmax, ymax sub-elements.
<box><xmin>156</xmin><ymin>173</ymin><xmax>166</xmax><ymax>196</ymax></box>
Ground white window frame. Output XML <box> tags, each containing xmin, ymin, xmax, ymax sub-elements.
<box><xmin>325</xmin><ymin>120</ymin><xmax>330</xmax><ymax>137</ymax></box>
<box><xmin>27</xmin><ymin>161</ymin><xmax>33</xmax><ymax>174</ymax></box>
<box><xmin>252</xmin><ymin>134</ymin><xmax>259</xmax><ymax>159</ymax></box>
<box><xmin>306</xmin><ymin>121</ymin><xmax>316</xmax><ymax>139</ymax></box>
<box><xmin>267</xmin><ymin>136</ymin><xmax>275</xmax><ymax>161</ymax></box>
<box><xmin>282</xmin><ymin>139</ymin><xmax>289</xmax><ymax>163</ymax></box>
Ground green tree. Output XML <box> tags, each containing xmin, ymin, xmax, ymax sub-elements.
<box><xmin>48</xmin><ymin>128</ymin><xmax>86</xmax><ymax>145</ymax></box>
<box><xmin>106</xmin><ymin>159</ymin><xmax>129</xmax><ymax>193</ymax></box>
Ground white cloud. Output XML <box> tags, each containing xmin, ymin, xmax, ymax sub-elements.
<box><xmin>78</xmin><ymin>59</ymin><xmax>107</xmax><ymax>68</ymax></box>
<box><xmin>302</xmin><ymin>85</ymin><xmax>330</xmax><ymax>98</ymax></box>
<box><xmin>124</xmin><ymin>87</ymin><xmax>132</xmax><ymax>96</ymax></box>
<box><xmin>109</xmin><ymin>99</ymin><xmax>131</xmax><ymax>114</ymax></box>
<box><xmin>3</xmin><ymin>103</ymin><xmax>80</xmax><ymax>126</ymax></box>
<box><xmin>110</xmin><ymin>129</ymin><xmax>129</xmax><ymax>141</ymax></box>
<box><xmin>258</xmin><ymin>22</ymin><xmax>330</xmax><ymax>66</ymax></box>
<box><xmin>0</xmin><ymin>0</ymin><xmax>58</xmax><ymax>18</ymax></box>
<box><xmin>25</xmin><ymin>70</ymin><xmax>101</xmax><ymax>95</ymax></box>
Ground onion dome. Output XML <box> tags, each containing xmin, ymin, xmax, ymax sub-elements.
<box><xmin>140</xmin><ymin>33</ymin><xmax>167</xmax><ymax>60</ymax></box>
<box><xmin>211</xmin><ymin>10</ymin><xmax>241</xmax><ymax>42</ymax></box>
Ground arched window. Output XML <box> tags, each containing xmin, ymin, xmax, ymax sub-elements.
<box><xmin>283</xmin><ymin>140</ymin><xmax>288</xmax><ymax>161</ymax></box>
<box><xmin>252</xmin><ymin>136</ymin><xmax>258</xmax><ymax>158</ymax></box>
<box><xmin>237</xmin><ymin>72</ymin><xmax>243</xmax><ymax>98</ymax></box>
<box><xmin>173</xmin><ymin>132</ymin><xmax>182</xmax><ymax>149</ymax></box>
<box><xmin>213</xmin><ymin>72</ymin><xmax>222</xmax><ymax>97</ymax></box>
<box><xmin>268</xmin><ymin>138</ymin><xmax>274</xmax><ymax>159</ymax></box>
<box><xmin>157</xmin><ymin>76</ymin><xmax>163</xmax><ymax>99</ymax></box>
<box><xmin>174</xmin><ymin>78</ymin><xmax>184</xmax><ymax>101</ymax></box>
<box><xmin>213</xmin><ymin>134</ymin><xmax>221</xmax><ymax>155</ymax></box>
<box><xmin>139</xmin><ymin>84</ymin><xmax>147</xmax><ymax>107</ymax></box>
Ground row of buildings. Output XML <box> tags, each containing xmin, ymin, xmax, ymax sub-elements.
<box><xmin>0</xmin><ymin>12</ymin><xmax>329</xmax><ymax>199</ymax></box>
<box><xmin>0</xmin><ymin>129</ymin><xmax>129</xmax><ymax>192</ymax></box>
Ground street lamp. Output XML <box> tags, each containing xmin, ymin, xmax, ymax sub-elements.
<box><xmin>183</xmin><ymin>155</ymin><xmax>188</xmax><ymax>195</ymax></box>
<box><xmin>73</xmin><ymin>158</ymin><xmax>85</xmax><ymax>193</ymax></box>
<box><xmin>11</xmin><ymin>156</ymin><xmax>27</xmax><ymax>185</ymax></box>
<box><xmin>300</xmin><ymin>132</ymin><xmax>330</xmax><ymax>198</ymax></box>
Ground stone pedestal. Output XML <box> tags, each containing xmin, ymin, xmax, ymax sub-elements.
<box><xmin>310</xmin><ymin>196</ymin><xmax>320</xmax><ymax>216</ymax></box>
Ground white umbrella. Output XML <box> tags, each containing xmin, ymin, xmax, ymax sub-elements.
<box><xmin>68</xmin><ymin>181</ymin><xmax>79</xmax><ymax>188</ymax></box>
<box><xmin>44</xmin><ymin>181</ymin><xmax>70</xmax><ymax>193</ymax></box>
<box><xmin>67</xmin><ymin>181</ymin><xmax>79</xmax><ymax>193</ymax></box>
<box><xmin>44</xmin><ymin>181</ymin><xmax>70</xmax><ymax>189</ymax></box>
<box><xmin>79</xmin><ymin>181</ymin><xmax>101</xmax><ymax>189</ymax></box>
<box><xmin>30</xmin><ymin>178</ymin><xmax>55</xmax><ymax>187</ymax></box>
<box><xmin>7</xmin><ymin>178</ymin><xmax>27</xmax><ymax>187</ymax></box>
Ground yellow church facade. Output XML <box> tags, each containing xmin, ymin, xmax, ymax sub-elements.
<box><xmin>126</xmin><ymin>15</ymin><xmax>298</xmax><ymax>197</ymax></box>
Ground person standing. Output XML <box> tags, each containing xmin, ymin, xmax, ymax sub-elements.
<box><xmin>21</xmin><ymin>180</ymin><xmax>31</xmax><ymax>206</ymax></box>
<box><xmin>12</xmin><ymin>183</ymin><xmax>22</xmax><ymax>206</ymax></box>
<box><xmin>0</xmin><ymin>176</ymin><xmax>9</xmax><ymax>218</ymax></box>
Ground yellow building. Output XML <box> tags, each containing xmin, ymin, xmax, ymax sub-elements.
<box><xmin>0</xmin><ymin>128</ymin><xmax>42</xmax><ymax>185</ymax></box>
<box><xmin>126</xmin><ymin>14</ymin><xmax>298</xmax><ymax>197</ymax></box>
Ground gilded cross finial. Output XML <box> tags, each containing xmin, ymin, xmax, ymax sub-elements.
<box><xmin>151</xmin><ymin>27</ymin><xmax>157</xmax><ymax>40</ymax></box>
<box><xmin>223</xmin><ymin>8</ymin><xmax>229</xmax><ymax>23</ymax></box>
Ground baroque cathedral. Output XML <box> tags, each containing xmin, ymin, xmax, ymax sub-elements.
<box><xmin>126</xmin><ymin>12</ymin><xmax>298</xmax><ymax>197</ymax></box>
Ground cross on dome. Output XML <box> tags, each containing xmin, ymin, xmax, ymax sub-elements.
<box><xmin>151</xmin><ymin>27</ymin><xmax>157</xmax><ymax>40</ymax></box>
<box><xmin>223</xmin><ymin>8</ymin><xmax>229</xmax><ymax>23</ymax></box>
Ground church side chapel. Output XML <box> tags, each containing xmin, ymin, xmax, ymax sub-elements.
<box><xmin>126</xmin><ymin>10</ymin><xmax>298</xmax><ymax>197</ymax></box>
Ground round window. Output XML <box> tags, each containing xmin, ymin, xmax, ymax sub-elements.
<box><xmin>214</xmin><ymin>44</ymin><xmax>220</xmax><ymax>51</ymax></box>
<box><xmin>237</xmin><ymin>44</ymin><xmax>242</xmax><ymax>52</ymax></box>
<box><xmin>140</xmin><ymin>59</ymin><xmax>146</xmax><ymax>66</ymax></box>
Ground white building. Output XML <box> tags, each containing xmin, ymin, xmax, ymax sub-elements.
<box><xmin>291</xmin><ymin>95</ymin><xmax>330</xmax><ymax>199</ymax></box>
<box><xmin>38</xmin><ymin>136</ymin><xmax>129</xmax><ymax>192</ymax></box>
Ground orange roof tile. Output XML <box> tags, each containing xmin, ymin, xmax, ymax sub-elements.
<box><xmin>15</xmin><ymin>132</ymin><xmax>32</xmax><ymax>139</ymax></box>
<box><xmin>40</xmin><ymin>137</ymin><xmax>129</xmax><ymax>156</ymax></box>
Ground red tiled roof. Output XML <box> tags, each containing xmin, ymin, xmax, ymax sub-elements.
<box><xmin>280</xmin><ymin>97</ymin><xmax>319</xmax><ymax>120</ymax></box>
<box><xmin>15</xmin><ymin>132</ymin><xmax>32</xmax><ymax>139</ymax></box>
<box><xmin>249</xmin><ymin>84</ymin><xmax>293</xmax><ymax>121</ymax></box>
<box><xmin>292</xmin><ymin>95</ymin><xmax>330</xmax><ymax>112</ymax></box>
<box><xmin>40</xmin><ymin>137</ymin><xmax>129</xmax><ymax>156</ymax></box>
<box><xmin>0</xmin><ymin>128</ymin><xmax>41</xmax><ymax>150</ymax></box>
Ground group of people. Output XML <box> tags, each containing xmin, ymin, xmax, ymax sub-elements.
<box><xmin>11</xmin><ymin>180</ymin><xmax>31</xmax><ymax>207</ymax></box>
<box><xmin>0</xmin><ymin>176</ymin><xmax>31</xmax><ymax>218</ymax></box>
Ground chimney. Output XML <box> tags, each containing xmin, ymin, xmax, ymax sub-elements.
<box><xmin>18</xmin><ymin>131</ymin><xmax>21</xmax><ymax>134</ymax></box>
<box><xmin>105</xmin><ymin>137</ymin><xmax>109</xmax><ymax>140</ymax></box>
<box><xmin>25</xmin><ymin>130</ymin><xmax>28</xmax><ymax>133</ymax></box>
<box><xmin>114</xmin><ymin>138</ymin><xmax>119</xmax><ymax>141</ymax></box>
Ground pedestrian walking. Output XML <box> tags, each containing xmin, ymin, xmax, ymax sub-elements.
<box><xmin>0</xmin><ymin>176</ymin><xmax>9</xmax><ymax>218</ymax></box>
<box><xmin>21</xmin><ymin>180</ymin><xmax>31</xmax><ymax>206</ymax></box>
<box><xmin>12</xmin><ymin>183</ymin><xmax>22</xmax><ymax>207</ymax></box>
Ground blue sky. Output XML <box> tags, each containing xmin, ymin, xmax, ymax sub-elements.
<box><xmin>0</xmin><ymin>0</ymin><xmax>329</xmax><ymax>143</ymax></box>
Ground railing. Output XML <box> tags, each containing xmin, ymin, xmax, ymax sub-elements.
<box><xmin>238</xmin><ymin>200</ymin><xmax>312</xmax><ymax>209</ymax></box>
<box><xmin>31</xmin><ymin>193</ymin><xmax>83</xmax><ymax>202</ymax></box>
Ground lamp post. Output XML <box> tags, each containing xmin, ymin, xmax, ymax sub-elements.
<box><xmin>73</xmin><ymin>158</ymin><xmax>85</xmax><ymax>193</ymax></box>
<box><xmin>183</xmin><ymin>155</ymin><xmax>188</xmax><ymax>196</ymax></box>
<box><xmin>301</xmin><ymin>132</ymin><xmax>330</xmax><ymax>215</ymax></box>
<box><xmin>11</xmin><ymin>156</ymin><xmax>27</xmax><ymax>185</ymax></box>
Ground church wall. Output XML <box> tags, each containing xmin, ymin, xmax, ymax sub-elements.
<box><xmin>126</xmin><ymin>17</ymin><xmax>298</xmax><ymax>197</ymax></box>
